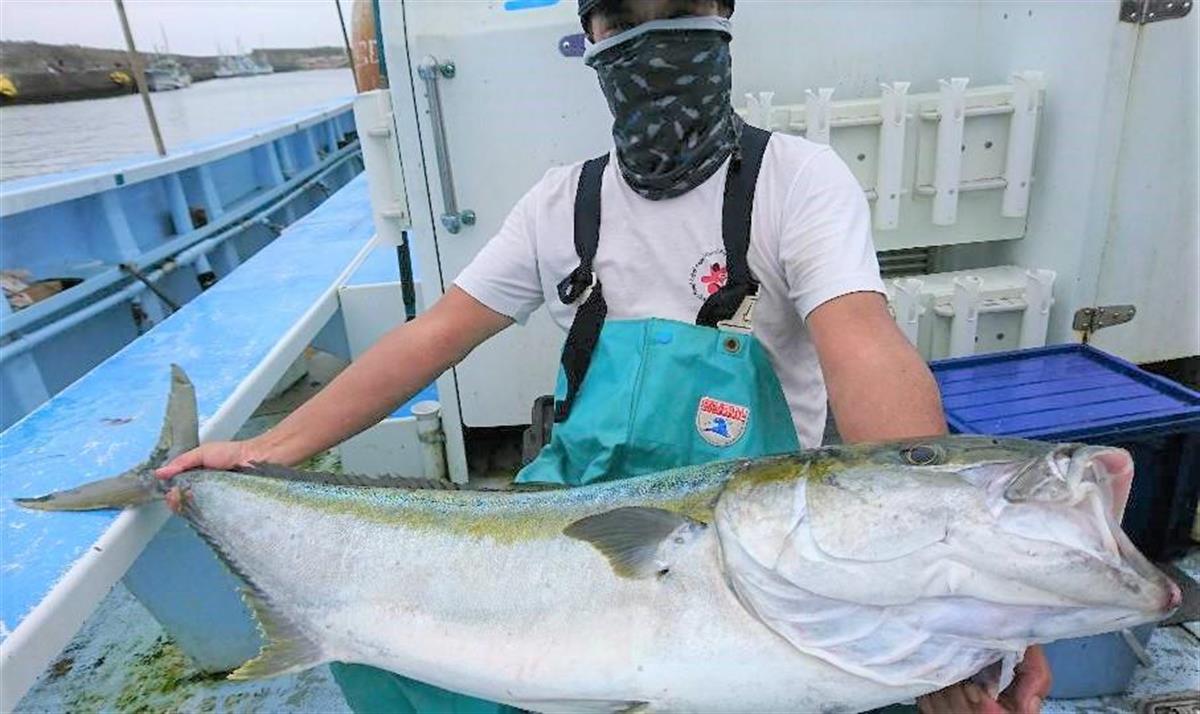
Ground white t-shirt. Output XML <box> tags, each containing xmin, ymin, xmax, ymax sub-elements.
<box><xmin>454</xmin><ymin>133</ymin><xmax>885</xmax><ymax>447</ymax></box>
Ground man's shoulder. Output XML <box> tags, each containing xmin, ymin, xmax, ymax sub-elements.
<box><xmin>761</xmin><ymin>132</ymin><xmax>839</xmax><ymax>177</ymax></box>
<box><xmin>526</xmin><ymin>153</ymin><xmax>608</xmax><ymax>202</ymax></box>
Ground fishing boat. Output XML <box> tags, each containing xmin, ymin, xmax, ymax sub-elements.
<box><xmin>0</xmin><ymin>1</ymin><xmax>1196</xmax><ymax>712</ymax></box>
<box><xmin>143</xmin><ymin>56</ymin><xmax>192</xmax><ymax>92</ymax></box>
<box><xmin>214</xmin><ymin>52</ymin><xmax>273</xmax><ymax>78</ymax></box>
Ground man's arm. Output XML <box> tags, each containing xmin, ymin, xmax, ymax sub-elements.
<box><xmin>158</xmin><ymin>287</ymin><xmax>512</xmax><ymax>474</ymax></box>
<box><xmin>806</xmin><ymin>291</ymin><xmax>945</xmax><ymax>442</ymax></box>
<box><xmin>807</xmin><ymin>291</ymin><xmax>1051</xmax><ymax>714</ymax></box>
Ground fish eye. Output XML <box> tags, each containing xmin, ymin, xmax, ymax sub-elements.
<box><xmin>901</xmin><ymin>444</ymin><xmax>943</xmax><ymax>466</ymax></box>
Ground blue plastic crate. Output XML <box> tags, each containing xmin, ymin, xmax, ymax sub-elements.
<box><xmin>1041</xmin><ymin>623</ymin><xmax>1156</xmax><ymax>699</ymax></box>
<box><xmin>931</xmin><ymin>344</ymin><xmax>1200</xmax><ymax>560</ymax></box>
<box><xmin>934</xmin><ymin>344</ymin><xmax>1200</xmax><ymax>440</ymax></box>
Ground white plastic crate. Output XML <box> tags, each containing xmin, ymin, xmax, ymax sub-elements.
<box><xmin>887</xmin><ymin>265</ymin><xmax>1055</xmax><ymax>360</ymax></box>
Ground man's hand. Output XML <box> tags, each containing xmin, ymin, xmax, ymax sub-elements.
<box><xmin>917</xmin><ymin>646</ymin><xmax>1052</xmax><ymax>714</ymax></box>
<box><xmin>156</xmin><ymin>439</ymin><xmax>266</xmax><ymax>479</ymax></box>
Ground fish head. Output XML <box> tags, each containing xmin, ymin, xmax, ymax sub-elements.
<box><xmin>716</xmin><ymin>436</ymin><xmax>1178</xmax><ymax>686</ymax></box>
<box><xmin>916</xmin><ymin>436</ymin><xmax>1180</xmax><ymax>625</ymax></box>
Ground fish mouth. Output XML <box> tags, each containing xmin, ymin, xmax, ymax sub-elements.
<box><xmin>1008</xmin><ymin>444</ymin><xmax>1181</xmax><ymax>616</ymax></box>
<box><xmin>1070</xmin><ymin>446</ymin><xmax>1181</xmax><ymax>616</ymax></box>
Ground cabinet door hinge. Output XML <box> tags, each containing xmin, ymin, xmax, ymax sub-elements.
<box><xmin>1073</xmin><ymin>305</ymin><xmax>1137</xmax><ymax>338</ymax></box>
<box><xmin>1121</xmin><ymin>0</ymin><xmax>1193</xmax><ymax>24</ymax></box>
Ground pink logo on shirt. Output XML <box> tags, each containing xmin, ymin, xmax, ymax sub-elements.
<box><xmin>700</xmin><ymin>263</ymin><xmax>727</xmax><ymax>295</ymax></box>
<box><xmin>689</xmin><ymin>249</ymin><xmax>727</xmax><ymax>301</ymax></box>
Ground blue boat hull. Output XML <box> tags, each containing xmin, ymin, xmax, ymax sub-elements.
<box><xmin>0</xmin><ymin>100</ymin><xmax>364</xmax><ymax>430</ymax></box>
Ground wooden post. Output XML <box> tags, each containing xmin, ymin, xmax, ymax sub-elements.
<box><xmin>113</xmin><ymin>0</ymin><xmax>166</xmax><ymax>156</ymax></box>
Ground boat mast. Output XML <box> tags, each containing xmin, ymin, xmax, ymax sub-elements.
<box><xmin>113</xmin><ymin>0</ymin><xmax>166</xmax><ymax>156</ymax></box>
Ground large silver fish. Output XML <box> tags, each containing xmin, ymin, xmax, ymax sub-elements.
<box><xmin>17</xmin><ymin>367</ymin><xmax>1180</xmax><ymax>712</ymax></box>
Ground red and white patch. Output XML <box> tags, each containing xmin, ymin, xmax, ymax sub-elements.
<box><xmin>695</xmin><ymin>396</ymin><xmax>749</xmax><ymax>447</ymax></box>
<box><xmin>689</xmin><ymin>249</ymin><xmax>728</xmax><ymax>301</ymax></box>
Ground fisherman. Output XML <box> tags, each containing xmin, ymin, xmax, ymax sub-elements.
<box><xmin>159</xmin><ymin>1</ymin><xmax>1052</xmax><ymax>712</ymax></box>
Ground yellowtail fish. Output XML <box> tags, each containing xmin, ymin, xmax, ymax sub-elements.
<box><xmin>16</xmin><ymin>367</ymin><xmax>1180</xmax><ymax>712</ymax></box>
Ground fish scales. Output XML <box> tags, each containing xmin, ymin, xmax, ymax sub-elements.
<box><xmin>14</xmin><ymin>367</ymin><xmax>1181</xmax><ymax>713</ymax></box>
<box><xmin>183</xmin><ymin>465</ymin><xmax>884</xmax><ymax>711</ymax></box>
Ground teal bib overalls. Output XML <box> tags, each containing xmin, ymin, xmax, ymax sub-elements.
<box><xmin>332</xmin><ymin>125</ymin><xmax>800</xmax><ymax>712</ymax></box>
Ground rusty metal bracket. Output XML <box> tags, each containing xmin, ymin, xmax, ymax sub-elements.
<box><xmin>1120</xmin><ymin>0</ymin><xmax>1193</xmax><ymax>24</ymax></box>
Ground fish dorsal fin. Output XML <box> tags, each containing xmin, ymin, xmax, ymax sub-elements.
<box><xmin>177</xmin><ymin>499</ymin><xmax>325</xmax><ymax>680</ymax></box>
<box><xmin>243</xmin><ymin>462</ymin><xmax>458</xmax><ymax>490</ymax></box>
<box><xmin>564</xmin><ymin>507</ymin><xmax>707</xmax><ymax>578</ymax></box>
<box><xmin>149</xmin><ymin>365</ymin><xmax>200</xmax><ymax>467</ymax></box>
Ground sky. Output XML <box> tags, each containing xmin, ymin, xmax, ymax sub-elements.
<box><xmin>0</xmin><ymin>0</ymin><xmax>350</xmax><ymax>55</ymax></box>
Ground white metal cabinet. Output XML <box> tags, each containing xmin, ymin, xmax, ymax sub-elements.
<box><xmin>382</xmin><ymin>0</ymin><xmax>1056</xmax><ymax>431</ymax></box>
<box><xmin>939</xmin><ymin>2</ymin><xmax>1198</xmax><ymax>360</ymax></box>
<box><xmin>380</xmin><ymin>0</ymin><xmax>1197</xmax><ymax>446</ymax></box>
<box><xmin>1087</xmin><ymin>9</ymin><xmax>1198</xmax><ymax>362</ymax></box>
<box><xmin>382</xmin><ymin>0</ymin><xmax>609</xmax><ymax>429</ymax></box>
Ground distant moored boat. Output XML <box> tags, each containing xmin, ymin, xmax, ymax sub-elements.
<box><xmin>144</xmin><ymin>56</ymin><xmax>192</xmax><ymax>92</ymax></box>
<box><xmin>214</xmin><ymin>53</ymin><xmax>274</xmax><ymax>78</ymax></box>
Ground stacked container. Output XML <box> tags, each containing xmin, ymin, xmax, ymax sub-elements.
<box><xmin>887</xmin><ymin>266</ymin><xmax>1056</xmax><ymax>361</ymax></box>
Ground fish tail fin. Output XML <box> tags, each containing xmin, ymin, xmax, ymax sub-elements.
<box><xmin>148</xmin><ymin>364</ymin><xmax>200</xmax><ymax>468</ymax></box>
<box><xmin>12</xmin><ymin>364</ymin><xmax>198</xmax><ymax>512</ymax></box>
<box><xmin>13</xmin><ymin>471</ymin><xmax>159</xmax><ymax>511</ymax></box>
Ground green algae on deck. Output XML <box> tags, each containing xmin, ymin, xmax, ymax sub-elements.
<box><xmin>57</xmin><ymin>631</ymin><xmax>344</xmax><ymax>714</ymax></box>
<box><xmin>17</xmin><ymin>580</ymin><xmax>349</xmax><ymax>714</ymax></box>
<box><xmin>112</xmin><ymin>637</ymin><xmax>222</xmax><ymax>713</ymax></box>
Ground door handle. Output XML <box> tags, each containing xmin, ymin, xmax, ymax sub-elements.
<box><xmin>417</xmin><ymin>56</ymin><xmax>475</xmax><ymax>234</ymax></box>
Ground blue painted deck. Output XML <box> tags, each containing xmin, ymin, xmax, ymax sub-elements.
<box><xmin>0</xmin><ymin>172</ymin><xmax>430</xmax><ymax>640</ymax></box>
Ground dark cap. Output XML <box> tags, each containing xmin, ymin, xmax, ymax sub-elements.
<box><xmin>578</xmin><ymin>0</ymin><xmax>735</xmax><ymax>19</ymax></box>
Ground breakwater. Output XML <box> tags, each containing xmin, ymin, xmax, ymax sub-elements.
<box><xmin>0</xmin><ymin>41</ymin><xmax>348</xmax><ymax>105</ymax></box>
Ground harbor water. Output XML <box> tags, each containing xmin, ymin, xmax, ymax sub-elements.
<box><xmin>0</xmin><ymin>68</ymin><xmax>355</xmax><ymax>182</ymax></box>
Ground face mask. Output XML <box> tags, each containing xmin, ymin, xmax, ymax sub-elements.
<box><xmin>585</xmin><ymin>16</ymin><xmax>740</xmax><ymax>201</ymax></box>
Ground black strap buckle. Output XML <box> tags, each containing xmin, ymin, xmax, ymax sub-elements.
<box><xmin>557</xmin><ymin>266</ymin><xmax>596</xmax><ymax>305</ymax></box>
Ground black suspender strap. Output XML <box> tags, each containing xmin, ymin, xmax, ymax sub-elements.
<box><xmin>555</xmin><ymin>127</ymin><xmax>771</xmax><ymax>422</ymax></box>
<box><xmin>696</xmin><ymin>124</ymin><xmax>772</xmax><ymax>327</ymax></box>
<box><xmin>554</xmin><ymin>154</ymin><xmax>610</xmax><ymax>422</ymax></box>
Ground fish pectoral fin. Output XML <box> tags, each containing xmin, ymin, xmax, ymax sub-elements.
<box><xmin>564</xmin><ymin>506</ymin><xmax>706</xmax><ymax>579</ymax></box>
<box><xmin>228</xmin><ymin>590</ymin><xmax>325</xmax><ymax>680</ymax></box>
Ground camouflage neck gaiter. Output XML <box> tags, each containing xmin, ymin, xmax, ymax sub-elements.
<box><xmin>584</xmin><ymin>16</ymin><xmax>740</xmax><ymax>201</ymax></box>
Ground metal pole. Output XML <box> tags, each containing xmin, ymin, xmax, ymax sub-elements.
<box><xmin>114</xmin><ymin>0</ymin><xmax>167</xmax><ymax>156</ymax></box>
<box><xmin>334</xmin><ymin>0</ymin><xmax>360</xmax><ymax>92</ymax></box>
